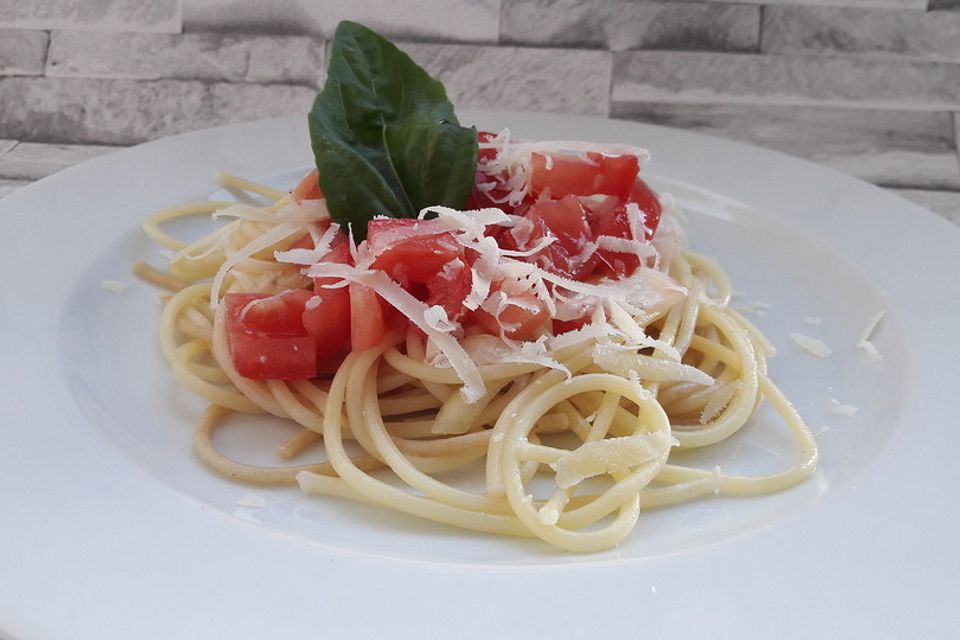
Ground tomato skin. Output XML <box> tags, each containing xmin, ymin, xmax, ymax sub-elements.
<box><xmin>349</xmin><ymin>283</ymin><xmax>385</xmax><ymax>351</ymax></box>
<box><xmin>530</xmin><ymin>152</ymin><xmax>638</xmax><ymax>199</ymax></box>
<box><xmin>552</xmin><ymin>317</ymin><xmax>591</xmax><ymax>335</ymax></box>
<box><xmin>224</xmin><ymin>291</ymin><xmax>317</xmax><ymax>380</ymax></box>
<box><xmin>292</xmin><ymin>168</ymin><xmax>322</xmax><ymax>201</ymax></box>
<box><xmin>629</xmin><ymin>178</ymin><xmax>662</xmax><ymax>239</ymax></box>
<box><xmin>303</xmin><ymin>230</ymin><xmax>354</xmax><ymax>356</ymax></box>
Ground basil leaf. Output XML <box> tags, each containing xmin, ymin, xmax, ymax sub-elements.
<box><xmin>308</xmin><ymin>21</ymin><xmax>478</xmax><ymax>240</ymax></box>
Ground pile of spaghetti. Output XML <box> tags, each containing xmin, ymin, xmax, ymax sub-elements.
<box><xmin>137</xmin><ymin>129</ymin><xmax>818</xmax><ymax>553</ymax></box>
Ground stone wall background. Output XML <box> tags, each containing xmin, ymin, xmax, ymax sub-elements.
<box><xmin>1</xmin><ymin>0</ymin><xmax>959</xmax><ymax>222</ymax></box>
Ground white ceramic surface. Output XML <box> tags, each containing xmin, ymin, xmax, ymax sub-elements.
<box><xmin>1</xmin><ymin>112</ymin><xmax>957</xmax><ymax>639</ymax></box>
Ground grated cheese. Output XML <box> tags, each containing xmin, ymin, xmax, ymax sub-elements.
<box><xmin>789</xmin><ymin>333</ymin><xmax>833</xmax><ymax>358</ymax></box>
<box><xmin>237</xmin><ymin>493</ymin><xmax>268</xmax><ymax>508</ymax></box>
<box><xmin>829</xmin><ymin>399</ymin><xmax>859</xmax><ymax>417</ymax></box>
<box><xmin>551</xmin><ymin>433</ymin><xmax>675</xmax><ymax>489</ymax></box>
<box><xmin>855</xmin><ymin>311</ymin><xmax>885</xmax><ymax>362</ymax></box>
<box><xmin>101</xmin><ymin>279</ymin><xmax>130</xmax><ymax>294</ymax></box>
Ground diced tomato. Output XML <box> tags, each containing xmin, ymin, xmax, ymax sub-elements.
<box><xmin>292</xmin><ymin>168</ymin><xmax>322</xmax><ymax>201</ymax></box>
<box><xmin>365</xmin><ymin>218</ymin><xmax>472</xmax><ymax>318</ymax></box>
<box><xmin>583</xmin><ymin>196</ymin><xmax>640</xmax><ymax>278</ymax></box>
<box><xmin>303</xmin><ymin>230</ymin><xmax>353</xmax><ymax>357</ymax></box>
<box><xmin>426</xmin><ymin>258</ymin><xmax>472</xmax><ymax>319</ymax></box>
<box><xmin>227</xmin><ymin>332</ymin><xmax>317</xmax><ymax>380</ymax></box>
<box><xmin>472</xmin><ymin>279</ymin><xmax>549</xmax><ymax>341</ymax></box>
<box><xmin>349</xmin><ymin>283</ymin><xmax>385</xmax><ymax>351</ymax></box>
<box><xmin>523</xmin><ymin>195</ymin><xmax>597</xmax><ymax>280</ymax></box>
<box><xmin>380</xmin><ymin>297</ymin><xmax>409</xmax><ymax>333</ymax></box>
<box><xmin>301</xmin><ymin>291</ymin><xmax>351</xmax><ymax>358</ymax></box>
<box><xmin>467</xmin><ymin>131</ymin><xmax>532</xmax><ymax>215</ymax></box>
<box><xmin>311</xmin><ymin>231</ymin><xmax>352</xmax><ymax>291</ymax></box>
<box><xmin>226</xmin><ymin>290</ymin><xmax>314</xmax><ymax>336</ymax></box>
<box><xmin>530</xmin><ymin>152</ymin><xmax>638</xmax><ymax>199</ymax></box>
<box><xmin>224</xmin><ymin>291</ymin><xmax>317</xmax><ymax>380</ymax></box>
<box><xmin>552</xmin><ymin>316</ymin><xmax>591</xmax><ymax>335</ymax></box>
<box><xmin>629</xmin><ymin>178</ymin><xmax>662</xmax><ymax>239</ymax></box>
<box><xmin>285</xmin><ymin>221</ymin><xmax>333</xmax><ymax>253</ymax></box>
<box><xmin>367</xmin><ymin>219</ymin><xmax>461</xmax><ymax>284</ymax></box>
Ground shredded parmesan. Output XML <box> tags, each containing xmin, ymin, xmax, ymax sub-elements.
<box><xmin>699</xmin><ymin>381</ymin><xmax>740</xmax><ymax>424</ymax></box>
<box><xmin>551</xmin><ymin>433</ymin><xmax>675</xmax><ymax>489</ymax></box>
<box><xmin>829</xmin><ymin>400</ymin><xmax>859</xmax><ymax>417</ymax></box>
<box><xmin>237</xmin><ymin>493</ymin><xmax>268</xmax><ymax>508</ymax></box>
<box><xmin>855</xmin><ymin>311</ymin><xmax>885</xmax><ymax>362</ymax></box>
<box><xmin>790</xmin><ymin>333</ymin><xmax>833</xmax><ymax>358</ymax></box>
<box><xmin>101</xmin><ymin>279</ymin><xmax>130</xmax><ymax>294</ymax></box>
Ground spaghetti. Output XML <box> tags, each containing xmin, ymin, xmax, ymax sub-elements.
<box><xmin>139</xmin><ymin>152</ymin><xmax>818</xmax><ymax>553</ymax></box>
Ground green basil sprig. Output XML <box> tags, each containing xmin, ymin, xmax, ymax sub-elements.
<box><xmin>308</xmin><ymin>21</ymin><xmax>478</xmax><ymax>240</ymax></box>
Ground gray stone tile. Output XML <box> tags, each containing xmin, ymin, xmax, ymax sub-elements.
<box><xmin>891</xmin><ymin>188</ymin><xmax>960</xmax><ymax>225</ymax></box>
<box><xmin>501</xmin><ymin>0</ymin><xmax>759</xmax><ymax>52</ymax></box>
<box><xmin>0</xmin><ymin>178</ymin><xmax>30</xmax><ymax>199</ymax></box>
<box><xmin>0</xmin><ymin>139</ymin><xmax>16</xmax><ymax>155</ymax></box>
<box><xmin>0</xmin><ymin>0</ymin><xmax>181</xmax><ymax>33</ymax></box>
<box><xmin>928</xmin><ymin>0</ymin><xmax>960</xmax><ymax>8</ymax></box>
<box><xmin>612</xmin><ymin>51</ymin><xmax>960</xmax><ymax>110</ymax></box>
<box><xmin>763</xmin><ymin>7</ymin><xmax>960</xmax><ymax>62</ymax></box>
<box><xmin>0</xmin><ymin>77</ymin><xmax>315</xmax><ymax>145</ymax></box>
<box><xmin>245</xmin><ymin>35</ymin><xmax>325</xmax><ymax>85</ymax></box>
<box><xmin>46</xmin><ymin>31</ymin><xmax>326</xmax><ymax>86</ymax></box>
<box><xmin>183</xmin><ymin>0</ymin><xmax>500</xmax><ymax>43</ymax></box>
<box><xmin>0</xmin><ymin>29</ymin><xmax>48</xmax><ymax>76</ymax></box>
<box><xmin>401</xmin><ymin>43</ymin><xmax>610</xmax><ymax>116</ymax></box>
<box><xmin>47</xmin><ymin>32</ymin><xmax>249</xmax><ymax>81</ymax></box>
<box><xmin>0</xmin><ymin>141</ymin><xmax>118</xmax><ymax>179</ymax></box>
<box><xmin>611</xmin><ymin>102</ymin><xmax>960</xmax><ymax>189</ymax></box>
<box><xmin>699</xmin><ymin>0</ymin><xmax>926</xmax><ymax>7</ymax></box>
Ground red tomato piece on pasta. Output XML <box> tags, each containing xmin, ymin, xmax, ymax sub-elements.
<box><xmin>224</xmin><ymin>291</ymin><xmax>317</xmax><ymax>380</ymax></box>
<box><xmin>303</xmin><ymin>230</ymin><xmax>354</xmax><ymax>357</ymax></box>
<box><xmin>530</xmin><ymin>152</ymin><xmax>638</xmax><ymax>199</ymax></box>
<box><xmin>367</xmin><ymin>219</ymin><xmax>462</xmax><ymax>285</ymax></box>
<box><xmin>292</xmin><ymin>168</ymin><xmax>322</xmax><ymax>201</ymax></box>
<box><xmin>523</xmin><ymin>195</ymin><xmax>597</xmax><ymax>280</ymax></box>
<box><xmin>349</xmin><ymin>283</ymin><xmax>385</xmax><ymax>351</ymax></box>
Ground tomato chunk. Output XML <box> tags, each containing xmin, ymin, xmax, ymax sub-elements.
<box><xmin>530</xmin><ymin>152</ymin><xmax>638</xmax><ymax>199</ymax></box>
<box><xmin>349</xmin><ymin>283</ymin><xmax>385</xmax><ymax>351</ymax></box>
<box><xmin>523</xmin><ymin>195</ymin><xmax>597</xmax><ymax>280</ymax></box>
<box><xmin>367</xmin><ymin>219</ymin><xmax>462</xmax><ymax>284</ymax></box>
<box><xmin>583</xmin><ymin>196</ymin><xmax>640</xmax><ymax>279</ymax></box>
<box><xmin>303</xmin><ymin>231</ymin><xmax>353</xmax><ymax>357</ymax></box>
<box><xmin>629</xmin><ymin>178</ymin><xmax>662</xmax><ymax>240</ymax></box>
<box><xmin>227</xmin><ymin>332</ymin><xmax>317</xmax><ymax>380</ymax></box>
<box><xmin>292</xmin><ymin>168</ymin><xmax>322</xmax><ymax>201</ymax></box>
<box><xmin>473</xmin><ymin>279</ymin><xmax>549</xmax><ymax>341</ymax></box>
<box><xmin>467</xmin><ymin>131</ymin><xmax>533</xmax><ymax>215</ymax></box>
<box><xmin>426</xmin><ymin>257</ymin><xmax>472</xmax><ymax>319</ymax></box>
<box><xmin>224</xmin><ymin>291</ymin><xmax>317</xmax><ymax>380</ymax></box>
<box><xmin>226</xmin><ymin>290</ymin><xmax>314</xmax><ymax>336</ymax></box>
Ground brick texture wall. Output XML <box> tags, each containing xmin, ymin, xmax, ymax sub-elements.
<box><xmin>1</xmin><ymin>0</ymin><xmax>958</xmax><ymax>222</ymax></box>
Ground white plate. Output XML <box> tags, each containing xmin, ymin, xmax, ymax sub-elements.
<box><xmin>2</xmin><ymin>112</ymin><xmax>958</xmax><ymax>639</ymax></box>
